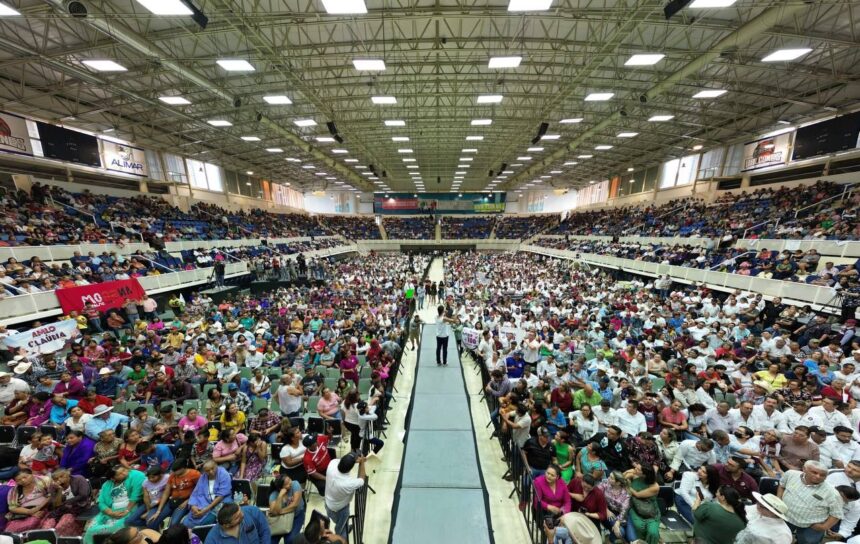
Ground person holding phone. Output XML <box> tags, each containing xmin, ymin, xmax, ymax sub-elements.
<box><xmin>676</xmin><ymin>465</ymin><xmax>720</xmax><ymax>524</ymax></box>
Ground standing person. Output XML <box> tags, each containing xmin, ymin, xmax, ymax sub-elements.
<box><xmin>416</xmin><ymin>283</ymin><xmax>425</xmax><ymax>311</ymax></box>
<box><xmin>141</xmin><ymin>296</ymin><xmax>158</xmax><ymax>321</ymax></box>
<box><xmin>777</xmin><ymin>460</ymin><xmax>843</xmax><ymax>544</ymax></box>
<box><xmin>324</xmin><ymin>452</ymin><xmax>367</xmax><ymax>540</ymax></box>
<box><xmin>408</xmin><ymin>315</ymin><xmax>421</xmax><ymax>351</ymax></box>
<box><xmin>428</xmin><ymin>281</ymin><xmax>437</xmax><ymax>305</ymax></box>
<box><xmin>214</xmin><ymin>260</ymin><xmax>226</xmax><ymax>288</ymax></box>
<box><xmin>435</xmin><ymin>305</ymin><xmax>457</xmax><ymax>366</ymax></box>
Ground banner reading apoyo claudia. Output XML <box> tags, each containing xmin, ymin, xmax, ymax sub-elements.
<box><xmin>2</xmin><ymin>319</ymin><xmax>79</xmax><ymax>354</ymax></box>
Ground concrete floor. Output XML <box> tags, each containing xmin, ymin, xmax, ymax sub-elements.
<box><xmin>306</xmin><ymin>257</ymin><xmax>530</xmax><ymax>544</ymax></box>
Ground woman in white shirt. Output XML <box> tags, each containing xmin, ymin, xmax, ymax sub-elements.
<box><xmin>675</xmin><ymin>464</ymin><xmax>720</xmax><ymax>524</ymax></box>
<box><xmin>695</xmin><ymin>381</ymin><xmax>718</xmax><ymax>410</ymax></box>
<box><xmin>569</xmin><ymin>404</ymin><xmax>599</xmax><ymax>442</ymax></box>
<box><xmin>64</xmin><ymin>405</ymin><xmax>92</xmax><ymax>433</ymax></box>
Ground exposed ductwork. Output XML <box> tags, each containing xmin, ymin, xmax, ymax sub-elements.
<box><xmin>504</xmin><ymin>2</ymin><xmax>811</xmax><ymax>191</ymax></box>
<box><xmin>42</xmin><ymin>0</ymin><xmax>370</xmax><ymax>190</ymax></box>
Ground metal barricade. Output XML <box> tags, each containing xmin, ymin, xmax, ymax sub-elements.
<box><xmin>350</xmin><ymin>479</ymin><xmax>370</xmax><ymax>544</ymax></box>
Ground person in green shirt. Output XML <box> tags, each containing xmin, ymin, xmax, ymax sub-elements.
<box><xmin>691</xmin><ymin>486</ymin><xmax>747</xmax><ymax>544</ymax></box>
<box><xmin>309</xmin><ymin>316</ymin><xmax>324</xmax><ymax>333</ymax></box>
<box><xmin>239</xmin><ymin>315</ymin><xmax>255</xmax><ymax>330</ymax></box>
<box><xmin>572</xmin><ymin>384</ymin><xmax>603</xmax><ymax>410</ymax></box>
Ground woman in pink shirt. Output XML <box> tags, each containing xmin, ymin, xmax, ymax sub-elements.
<box><xmin>178</xmin><ymin>408</ymin><xmax>208</xmax><ymax>434</ymax></box>
<box><xmin>339</xmin><ymin>351</ymin><xmax>359</xmax><ymax>386</ymax></box>
<box><xmin>533</xmin><ymin>464</ymin><xmax>571</xmax><ymax>515</ymax></box>
<box><xmin>316</xmin><ymin>388</ymin><xmax>342</xmax><ymax>421</ymax></box>
<box><xmin>212</xmin><ymin>428</ymin><xmax>247</xmax><ymax>476</ymax></box>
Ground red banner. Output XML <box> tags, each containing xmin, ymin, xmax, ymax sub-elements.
<box><xmin>55</xmin><ymin>279</ymin><xmax>147</xmax><ymax>314</ymax></box>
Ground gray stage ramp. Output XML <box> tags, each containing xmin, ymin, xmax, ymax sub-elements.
<box><xmin>390</xmin><ymin>325</ymin><xmax>493</xmax><ymax>544</ymax></box>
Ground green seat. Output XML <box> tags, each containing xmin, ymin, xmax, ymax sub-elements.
<box><xmin>650</xmin><ymin>378</ymin><xmax>665</xmax><ymax>391</ymax></box>
<box><xmin>125</xmin><ymin>401</ymin><xmax>141</xmax><ymax>417</ymax></box>
<box><xmin>142</xmin><ymin>404</ymin><xmax>156</xmax><ymax>416</ymax></box>
<box><xmin>359</xmin><ymin>366</ymin><xmax>373</xmax><ymax>379</ymax></box>
<box><xmin>324</xmin><ymin>377</ymin><xmax>339</xmax><ymax>391</ymax></box>
<box><xmin>714</xmin><ymin>390</ymin><xmax>725</xmax><ymax>404</ymax></box>
<box><xmin>268</xmin><ymin>368</ymin><xmax>283</xmax><ymax>380</ymax></box>
<box><xmin>160</xmin><ymin>401</ymin><xmax>177</xmax><ymax>414</ymax></box>
<box><xmin>240</xmin><ymin>367</ymin><xmax>253</xmax><ymax>380</ymax></box>
<box><xmin>324</xmin><ymin>368</ymin><xmax>340</xmax><ymax>379</ymax></box>
<box><xmin>253</xmin><ymin>398</ymin><xmax>269</xmax><ymax>414</ymax></box>
<box><xmin>358</xmin><ymin>379</ymin><xmax>372</xmax><ymax>396</ymax></box>
<box><xmin>356</xmin><ymin>355</ymin><xmax>367</xmax><ymax>365</ymax></box>
<box><xmin>113</xmin><ymin>402</ymin><xmax>127</xmax><ymax>416</ymax></box>
<box><xmin>306</xmin><ymin>395</ymin><xmax>320</xmax><ymax>417</ymax></box>
<box><xmin>182</xmin><ymin>400</ymin><xmax>201</xmax><ymax>414</ymax></box>
<box><xmin>725</xmin><ymin>393</ymin><xmax>737</xmax><ymax>408</ymax></box>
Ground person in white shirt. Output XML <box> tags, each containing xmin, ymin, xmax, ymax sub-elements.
<box><xmin>675</xmin><ymin>465</ymin><xmax>719</xmax><ymax>524</ymax></box>
<box><xmin>477</xmin><ymin>330</ymin><xmax>494</xmax><ymax>368</ymax></box>
<box><xmin>668</xmin><ymin>438</ymin><xmax>717</xmax><ymax>478</ymax></box>
<box><xmin>778</xmin><ymin>400</ymin><xmax>819</xmax><ymax>433</ymax></box>
<box><xmin>819</xmin><ymin>426</ymin><xmax>860</xmax><ymax>469</ymax></box>
<box><xmin>826</xmin><ymin>462</ymin><xmax>860</xmax><ymax>541</ymax></box>
<box><xmin>703</xmin><ymin>402</ymin><xmax>738</xmax><ymax>435</ymax></box>
<box><xmin>324</xmin><ymin>452</ymin><xmax>368</xmax><ymax>540</ymax></box>
<box><xmin>750</xmin><ymin>397</ymin><xmax>786</xmax><ymax>432</ymax></box>
<box><xmin>536</xmin><ymin>356</ymin><xmax>558</xmax><ymax>380</ymax></box>
<box><xmin>615</xmin><ymin>399</ymin><xmax>647</xmax><ymax>437</ymax></box>
<box><xmin>809</xmin><ymin>397</ymin><xmax>852</xmax><ymax>434</ymax></box>
<box><xmin>734</xmin><ymin>492</ymin><xmax>792</xmax><ymax>544</ymax></box>
<box><xmin>593</xmin><ymin>400</ymin><xmax>618</xmax><ymax>432</ymax></box>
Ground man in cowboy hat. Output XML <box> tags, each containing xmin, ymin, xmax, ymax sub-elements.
<box><xmin>84</xmin><ymin>403</ymin><xmax>129</xmax><ymax>441</ymax></box>
<box><xmin>735</xmin><ymin>492</ymin><xmax>791</xmax><ymax>543</ymax></box>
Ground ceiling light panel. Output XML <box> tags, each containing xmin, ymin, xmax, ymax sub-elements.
<box><xmin>216</xmin><ymin>59</ymin><xmax>255</xmax><ymax>71</ymax></box>
<box><xmin>321</xmin><ymin>0</ymin><xmax>367</xmax><ymax>14</ymax></box>
<box><xmin>693</xmin><ymin>89</ymin><xmax>727</xmax><ymax>98</ymax></box>
<box><xmin>352</xmin><ymin>59</ymin><xmax>386</xmax><ymax>71</ymax></box>
<box><xmin>385</xmin><ymin>120</ymin><xmax>406</xmax><ymax>126</ymax></box>
<box><xmin>584</xmin><ymin>93</ymin><xmax>614</xmax><ymax>101</ymax></box>
<box><xmin>294</xmin><ymin>119</ymin><xmax>317</xmax><ymax>127</ymax></box>
<box><xmin>207</xmin><ymin>119</ymin><xmax>232</xmax><ymax>127</ymax></box>
<box><xmin>648</xmin><ymin>115</ymin><xmax>674</xmax><ymax>122</ymax></box>
<box><xmin>82</xmin><ymin>60</ymin><xmax>127</xmax><ymax>71</ymax></box>
<box><xmin>560</xmin><ymin>118</ymin><xmax>583</xmax><ymax>124</ymax></box>
<box><xmin>159</xmin><ymin>96</ymin><xmax>191</xmax><ymax>105</ymax></box>
<box><xmin>371</xmin><ymin>96</ymin><xmax>397</xmax><ymax>104</ymax></box>
<box><xmin>624</xmin><ymin>54</ymin><xmax>665</xmax><ymax>66</ymax></box>
<box><xmin>488</xmin><ymin>56</ymin><xmax>522</xmax><ymax>69</ymax></box>
<box><xmin>471</xmin><ymin>119</ymin><xmax>492</xmax><ymax>126</ymax></box>
<box><xmin>477</xmin><ymin>95</ymin><xmax>504</xmax><ymax>104</ymax></box>
<box><xmin>263</xmin><ymin>95</ymin><xmax>292</xmax><ymax>104</ymax></box>
<box><xmin>762</xmin><ymin>48</ymin><xmax>812</xmax><ymax>62</ymax></box>
<box><xmin>617</xmin><ymin>132</ymin><xmax>638</xmax><ymax>138</ymax></box>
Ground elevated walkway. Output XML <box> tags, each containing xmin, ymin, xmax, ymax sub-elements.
<box><xmin>390</xmin><ymin>299</ymin><xmax>493</xmax><ymax>544</ymax></box>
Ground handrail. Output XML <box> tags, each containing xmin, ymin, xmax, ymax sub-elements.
<box><xmin>193</xmin><ymin>206</ymin><xmax>258</xmax><ymax>238</ymax></box>
<box><xmin>217</xmin><ymin>248</ymin><xmax>246</xmax><ymax>263</ymax></box>
<box><xmin>49</xmin><ymin>194</ymin><xmax>113</xmax><ymax>233</ymax></box>
<box><xmin>710</xmin><ymin>250</ymin><xmax>756</xmax><ymax>270</ymax></box>
<box><xmin>794</xmin><ymin>181</ymin><xmax>860</xmax><ymax>219</ymax></box>
<box><xmin>132</xmin><ymin>254</ymin><xmax>178</xmax><ymax>274</ymax></box>
<box><xmin>742</xmin><ymin>218</ymin><xmax>779</xmax><ymax>240</ymax></box>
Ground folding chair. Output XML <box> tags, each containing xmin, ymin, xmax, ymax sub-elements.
<box><xmin>657</xmin><ymin>485</ymin><xmax>691</xmax><ymax>531</ymax></box>
<box><xmin>191</xmin><ymin>525</ymin><xmax>215</xmax><ymax>542</ymax></box>
<box><xmin>0</xmin><ymin>425</ymin><xmax>15</xmax><ymax>445</ymax></box>
<box><xmin>40</xmin><ymin>425</ymin><xmax>59</xmax><ymax>439</ymax></box>
<box><xmin>306</xmin><ymin>416</ymin><xmax>325</xmax><ymax>435</ymax></box>
<box><xmin>14</xmin><ymin>426</ymin><xmax>37</xmax><ymax>447</ymax></box>
<box><xmin>231</xmin><ymin>479</ymin><xmax>253</xmax><ymax>503</ymax></box>
<box><xmin>759</xmin><ymin>477</ymin><xmax>780</xmax><ymax>495</ymax></box>
<box><xmin>23</xmin><ymin>530</ymin><xmax>57</xmax><ymax>544</ymax></box>
<box><xmin>306</xmin><ymin>396</ymin><xmax>320</xmax><ymax>417</ymax></box>
<box><xmin>289</xmin><ymin>417</ymin><xmax>305</xmax><ymax>432</ymax></box>
<box><xmin>256</xmin><ymin>483</ymin><xmax>271</xmax><ymax>510</ymax></box>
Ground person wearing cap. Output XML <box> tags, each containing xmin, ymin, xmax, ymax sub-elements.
<box><xmin>778</xmin><ymin>460</ymin><xmax>843</xmax><ymax>544</ymax></box>
<box><xmin>84</xmin><ymin>404</ymin><xmax>130</xmax><ymax>441</ymax></box>
<box><xmin>225</xmin><ymin>382</ymin><xmax>252</xmax><ymax>414</ymax></box>
<box><xmin>303</xmin><ymin>433</ymin><xmax>332</xmax><ymax>495</ymax></box>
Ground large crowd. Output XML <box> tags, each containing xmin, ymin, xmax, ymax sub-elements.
<box><xmin>429</xmin><ymin>250</ymin><xmax>860</xmax><ymax>544</ymax></box>
<box><xmin>548</xmin><ymin>181</ymin><xmax>859</xmax><ymax>240</ymax></box>
<box><xmin>382</xmin><ymin>217</ymin><xmax>436</xmax><ymax>240</ymax></box>
<box><xmin>0</xmin><ymin>251</ymin><xmax>428</xmax><ymax>544</ymax></box>
<box><xmin>533</xmin><ymin>238</ymin><xmax>860</xmax><ymax>290</ymax></box>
